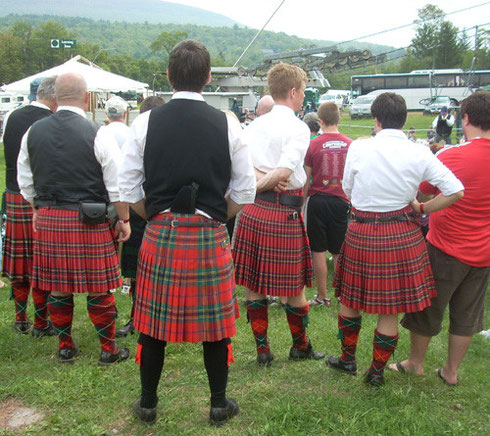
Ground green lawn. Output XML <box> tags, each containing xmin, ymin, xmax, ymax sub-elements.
<box><xmin>0</xmin><ymin>118</ymin><xmax>489</xmax><ymax>435</ymax></box>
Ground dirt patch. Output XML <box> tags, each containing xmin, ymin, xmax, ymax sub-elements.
<box><xmin>0</xmin><ymin>398</ymin><xmax>44</xmax><ymax>430</ymax></box>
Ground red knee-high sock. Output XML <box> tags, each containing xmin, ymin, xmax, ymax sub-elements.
<box><xmin>32</xmin><ymin>288</ymin><xmax>50</xmax><ymax>329</ymax></box>
<box><xmin>338</xmin><ymin>314</ymin><xmax>362</xmax><ymax>362</ymax></box>
<box><xmin>87</xmin><ymin>293</ymin><xmax>118</xmax><ymax>354</ymax></box>
<box><xmin>48</xmin><ymin>294</ymin><xmax>74</xmax><ymax>349</ymax></box>
<box><xmin>284</xmin><ymin>304</ymin><xmax>309</xmax><ymax>351</ymax></box>
<box><xmin>369</xmin><ymin>330</ymin><xmax>399</xmax><ymax>376</ymax></box>
<box><xmin>11</xmin><ymin>281</ymin><xmax>30</xmax><ymax>322</ymax></box>
<box><xmin>246</xmin><ymin>299</ymin><xmax>270</xmax><ymax>354</ymax></box>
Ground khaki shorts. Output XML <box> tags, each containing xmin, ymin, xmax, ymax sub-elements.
<box><xmin>401</xmin><ymin>242</ymin><xmax>489</xmax><ymax>336</ymax></box>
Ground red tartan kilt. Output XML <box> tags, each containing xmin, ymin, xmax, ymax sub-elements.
<box><xmin>31</xmin><ymin>208</ymin><xmax>122</xmax><ymax>293</ymax></box>
<box><xmin>134</xmin><ymin>213</ymin><xmax>239</xmax><ymax>343</ymax></box>
<box><xmin>232</xmin><ymin>189</ymin><xmax>313</xmax><ymax>297</ymax></box>
<box><xmin>2</xmin><ymin>193</ymin><xmax>33</xmax><ymax>282</ymax></box>
<box><xmin>333</xmin><ymin>206</ymin><xmax>436</xmax><ymax>314</ymax></box>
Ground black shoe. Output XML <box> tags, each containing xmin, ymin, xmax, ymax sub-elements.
<box><xmin>115</xmin><ymin>319</ymin><xmax>134</xmax><ymax>337</ymax></box>
<box><xmin>59</xmin><ymin>345</ymin><xmax>81</xmax><ymax>363</ymax></box>
<box><xmin>98</xmin><ymin>347</ymin><xmax>130</xmax><ymax>366</ymax></box>
<box><xmin>364</xmin><ymin>371</ymin><xmax>385</xmax><ymax>388</ymax></box>
<box><xmin>13</xmin><ymin>320</ymin><xmax>31</xmax><ymax>334</ymax></box>
<box><xmin>289</xmin><ymin>343</ymin><xmax>325</xmax><ymax>361</ymax></box>
<box><xmin>325</xmin><ymin>356</ymin><xmax>357</xmax><ymax>375</ymax></box>
<box><xmin>209</xmin><ymin>398</ymin><xmax>239</xmax><ymax>427</ymax></box>
<box><xmin>32</xmin><ymin>321</ymin><xmax>56</xmax><ymax>338</ymax></box>
<box><xmin>257</xmin><ymin>352</ymin><xmax>274</xmax><ymax>366</ymax></box>
<box><xmin>132</xmin><ymin>397</ymin><xmax>157</xmax><ymax>425</ymax></box>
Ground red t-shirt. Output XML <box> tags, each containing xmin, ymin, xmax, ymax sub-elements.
<box><xmin>419</xmin><ymin>137</ymin><xmax>490</xmax><ymax>267</ymax></box>
<box><xmin>304</xmin><ymin>132</ymin><xmax>352</xmax><ymax>203</ymax></box>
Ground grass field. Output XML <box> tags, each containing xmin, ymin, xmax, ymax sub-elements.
<box><xmin>0</xmin><ymin>114</ymin><xmax>489</xmax><ymax>435</ymax></box>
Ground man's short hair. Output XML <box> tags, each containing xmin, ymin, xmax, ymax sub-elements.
<box><xmin>267</xmin><ymin>63</ymin><xmax>307</xmax><ymax>100</ymax></box>
<box><xmin>140</xmin><ymin>96</ymin><xmax>166</xmax><ymax>114</ymax></box>
<box><xmin>371</xmin><ymin>92</ymin><xmax>407</xmax><ymax>129</ymax></box>
<box><xmin>168</xmin><ymin>39</ymin><xmax>210</xmax><ymax>92</ymax></box>
<box><xmin>36</xmin><ymin>76</ymin><xmax>57</xmax><ymax>101</ymax></box>
<box><xmin>317</xmin><ymin>102</ymin><xmax>340</xmax><ymax>126</ymax></box>
<box><xmin>461</xmin><ymin>91</ymin><xmax>490</xmax><ymax>131</ymax></box>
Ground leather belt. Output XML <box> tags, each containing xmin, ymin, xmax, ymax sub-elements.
<box><xmin>351</xmin><ymin>213</ymin><xmax>416</xmax><ymax>224</ymax></box>
<box><xmin>256</xmin><ymin>191</ymin><xmax>303</xmax><ymax>209</ymax></box>
<box><xmin>150</xmin><ymin>219</ymin><xmax>222</xmax><ymax>228</ymax></box>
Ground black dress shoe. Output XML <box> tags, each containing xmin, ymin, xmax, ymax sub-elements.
<box><xmin>59</xmin><ymin>345</ymin><xmax>81</xmax><ymax>363</ymax></box>
<box><xmin>325</xmin><ymin>356</ymin><xmax>357</xmax><ymax>375</ymax></box>
<box><xmin>115</xmin><ymin>319</ymin><xmax>135</xmax><ymax>337</ymax></box>
<box><xmin>133</xmin><ymin>397</ymin><xmax>157</xmax><ymax>425</ymax></box>
<box><xmin>209</xmin><ymin>398</ymin><xmax>239</xmax><ymax>427</ymax></box>
<box><xmin>13</xmin><ymin>320</ymin><xmax>31</xmax><ymax>334</ymax></box>
<box><xmin>257</xmin><ymin>352</ymin><xmax>274</xmax><ymax>366</ymax></box>
<box><xmin>32</xmin><ymin>321</ymin><xmax>56</xmax><ymax>338</ymax></box>
<box><xmin>364</xmin><ymin>371</ymin><xmax>385</xmax><ymax>388</ymax></box>
<box><xmin>98</xmin><ymin>347</ymin><xmax>130</xmax><ymax>366</ymax></box>
<box><xmin>289</xmin><ymin>343</ymin><xmax>325</xmax><ymax>361</ymax></box>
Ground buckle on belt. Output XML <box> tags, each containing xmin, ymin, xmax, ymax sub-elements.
<box><xmin>288</xmin><ymin>211</ymin><xmax>299</xmax><ymax>220</ymax></box>
<box><xmin>170</xmin><ymin>219</ymin><xmax>179</xmax><ymax>228</ymax></box>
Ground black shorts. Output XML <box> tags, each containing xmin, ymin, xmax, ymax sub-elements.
<box><xmin>306</xmin><ymin>193</ymin><xmax>349</xmax><ymax>254</ymax></box>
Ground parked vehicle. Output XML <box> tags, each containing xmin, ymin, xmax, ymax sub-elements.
<box><xmin>348</xmin><ymin>95</ymin><xmax>376</xmax><ymax>119</ymax></box>
<box><xmin>318</xmin><ymin>93</ymin><xmax>345</xmax><ymax>111</ymax></box>
<box><xmin>421</xmin><ymin>96</ymin><xmax>459</xmax><ymax>114</ymax></box>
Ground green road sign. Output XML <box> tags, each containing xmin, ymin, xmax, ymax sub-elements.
<box><xmin>50</xmin><ymin>39</ymin><xmax>76</xmax><ymax>49</ymax></box>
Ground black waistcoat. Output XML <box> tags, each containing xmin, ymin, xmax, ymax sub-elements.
<box><xmin>27</xmin><ymin>110</ymin><xmax>109</xmax><ymax>207</ymax></box>
<box><xmin>436</xmin><ymin>116</ymin><xmax>453</xmax><ymax>136</ymax></box>
<box><xmin>144</xmin><ymin>99</ymin><xmax>231</xmax><ymax>222</ymax></box>
<box><xmin>3</xmin><ymin>105</ymin><xmax>52</xmax><ymax>192</ymax></box>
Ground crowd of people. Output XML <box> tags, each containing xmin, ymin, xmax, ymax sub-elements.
<box><xmin>1</xmin><ymin>39</ymin><xmax>489</xmax><ymax>427</ymax></box>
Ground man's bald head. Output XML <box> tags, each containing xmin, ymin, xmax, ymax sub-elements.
<box><xmin>55</xmin><ymin>72</ymin><xmax>88</xmax><ymax>108</ymax></box>
<box><xmin>257</xmin><ymin>95</ymin><xmax>274</xmax><ymax>117</ymax></box>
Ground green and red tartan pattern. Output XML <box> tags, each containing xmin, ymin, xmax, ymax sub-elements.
<box><xmin>337</xmin><ymin>314</ymin><xmax>362</xmax><ymax>362</ymax></box>
<box><xmin>232</xmin><ymin>190</ymin><xmax>313</xmax><ymax>297</ymax></box>
<box><xmin>87</xmin><ymin>293</ymin><xmax>118</xmax><ymax>353</ymax></box>
<box><xmin>11</xmin><ymin>282</ymin><xmax>30</xmax><ymax>322</ymax></box>
<box><xmin>134</xmin><ymin>213</ymin><xmax>239</xmax><ymax>343</ymax></box>
<box><xmin>368</xmin><ymin>330</ymin><xmax>399</xmax><ymax>376</ymax></box>
<box><xmin>2</xmin><ymin>193</ymin><xmax>34</xmax><ymax>282</ymax></box>
<box><xmin>334</xmin><ymin>206</ymin><xmax>436</xmax><ymax>315</ymax></box>
<box><xmin>48</xmin><ymin>294</ymin><xmax>75</xmax><ymax>349</ymax></box>
<box><xmin>284</xmin><ymin>304</ymin><xmax>309</xmax><ymax>350</ymax></box>
<box><xmin>31</xmin><ymin>287</ymin><xmax>50</xmax><ymax>328</ymax></box>
<box><xmin>31</xmin><ymin>208</ymin><xmax>122</xmax><ymax>293</ymax></box>
<box><xmin>246</xmin><ymin>299</ymin><xmax>270</xmax><ymax>354</ymax></box>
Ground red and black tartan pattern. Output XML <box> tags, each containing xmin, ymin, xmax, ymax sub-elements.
<box><xmin>368</xmin><ymin>330</ymin><xmax>399</xmax><ymax>376</ymax></box>
<box><xmin>337</xmin><ymin>314</ymin><xmax>362</xmax><ymax>362</ymax></box>
<box><xmin>246</xmin><ymin>299</ymin><xmax>270</xmax><ymax>354</ymax></box>
<box><xmin>11</xmin><ymin>282</ymin><xmax>30</xmax><ymax>322</ymax></box>
<box><xmin>31</xmin><ymin>208</ymin><xmax>122</xmax><ymax>293</ymax></box>
<box><xmin>284</xmin><ymin>304</ymin><xmax>309</xmax><ymax>351</ymax></box>
<box><xmin>31</xmin><ymin>287</ymin><xmax>50</xmax><ymax>329</ymax></box>
<box><xmin>87</xmin><ymin>293</ymin><xmax>118</xmax><ymax>353</ymax></box>
<box><xmin>134</xmin><ymin>213</ymin><xmax>239</xmax><ymax>343</ymax></box>
<box><xmin>48</xmin><ymin>294</ymin><xmax>75</xmax><ymax>349</ymax></box>
<box><xmin>233</xmin><ymin>189</ymin><xmax>313</xmax><ymax>297</ymax></box>
<box><xmin>334</xmin><ymin>206</ymin><xmax>436</xmax><ymax>314</ymax></box>
<box><xmin>2</xmin><ymin>193</ymin><xmax>34</xmax><ymax>282</ymax></box>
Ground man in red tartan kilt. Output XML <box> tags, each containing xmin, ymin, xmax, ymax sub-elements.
<box><xmin>2</xmin><ymin>76</ymin><xmax>57</xmax><ymax>336</ymax></box>
<box><xmin>17</xmin><ymin>72</ymin><xmax>131</xmax><ymax>365</ymax></box>
<box><xmin>232</xmin><ymin>63</ymin><xmax>325</xmax><ymax>366</ymax></box>
<box><xmin>118</xmin><ymin>40</ymin><xmax>256</xmax><ymax>426</ymax></box>
<box><xmin>326</xmin><ymin>92</ymin><xmax>464</xmax><ymax>387</ymax></box>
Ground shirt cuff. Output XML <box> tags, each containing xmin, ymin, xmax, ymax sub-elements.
<box><xmin>229</xmin><ymin>188</ymin><xmax>256</xmax><ymax>205</ymax></box>
<box><xmin>119</xmin><ymin>187</ymin><xmax>145</xmax><ymax>204</ymax></box>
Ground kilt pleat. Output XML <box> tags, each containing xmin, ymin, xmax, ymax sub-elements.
<box><xmin>232</xmin><ymin>189</ymin><xmax>313</xmax><ymax>296</ymax></box>
<box><xmin>333</xmin><ymin>206</ymin><xmax>436</xmax><ymax>314</ymax></box>
<box><xmin>2</xmin><ymin>193</ymin><xmax>34</xmax><ymax>282</ymax></box>
<box><xmin>31</xmin><ymin>208</ymin><xmax>122</xmax><ymax>293</ymax></box>
<box><xmin>134</xmin><ymin>213</ymin><xmax>239</xmax><ymax>343</ymax></box>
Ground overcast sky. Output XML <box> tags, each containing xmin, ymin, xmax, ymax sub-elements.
<box><xmin>166</xmin><ymin>0</ymin><xmax>489</xmax><ymax>48</ymax></box>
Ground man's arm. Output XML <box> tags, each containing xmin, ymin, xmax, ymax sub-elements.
<box><xmin>303</xmin><ymin>165</ymin><xmax>312</xmax><ymax>200</ymax></box>
<box><xmin>411</xmin><ymin>190</ymin><xmax>463</xmax><ymax>215</ymax></box>
<box><xmin>130</xmin><ymin>199</ymin><xmax>147</xmax><ymax>220</ymax></box>
<box><xmin>255</xmin><ymin>167</ymin><xmax>292</xmax><ymax>193</ymax></box>
<box><xmin>113</xmin><ymin>201</ymin><xmax>131</xmax><ymax>242</ymax></box>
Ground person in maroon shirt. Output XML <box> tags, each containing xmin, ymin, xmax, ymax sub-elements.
<box><xmin>304</xmin><ymin>102</ymin><xmax>352</xmax><ymax>306</ymax></box>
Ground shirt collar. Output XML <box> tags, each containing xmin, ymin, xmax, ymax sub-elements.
<box><xmin>271</xmin><ymin>104</ymin><xmax>295</xmax><ymax>115</ymax></box>
<box><xmin>56</xmin><ymin>106</ymin><xmax>87</xmax><ymax>118</ymax></box>
<box><xmin>172</xmin><ymin>91</ymin><xmax>205</xmax><ymax>102</ymax></box>
<box><xmin>30</xmin><ymin>101</ymin><xmax>50</xmax><ymax>111</ymax></box>
<box><xmin>375</xmin><ymin>128</ymin><xmax>408</xmax><ymax>140</ymax></box>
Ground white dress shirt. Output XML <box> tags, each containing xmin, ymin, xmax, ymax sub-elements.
<box><xmin>118</xmin><ymin>91</ymin><xmax>256</xmax><ymax>209</ymax></box>
<box><xmin>17</xmin><ymin>106</ymin><xmax>121</xmax><ymax>204</ymax></box>
<box><xmin>243</xmin><ymin>104</ymin><xmax>310</xmax><ymax>190</ymax></box>
<box><xmin>343</xmin><ymin>129</ymin><xmax>464</xmax><ymax>212</ymax></box>
<box><xmin>432</xmin><ymin>114</ymin><xmax>455</xmax><ymax>129</ymax></box>
<box><xmin>96</xmin><ymin>121</ymin><xmax>130</xmax><ymax>150</ymax></box>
